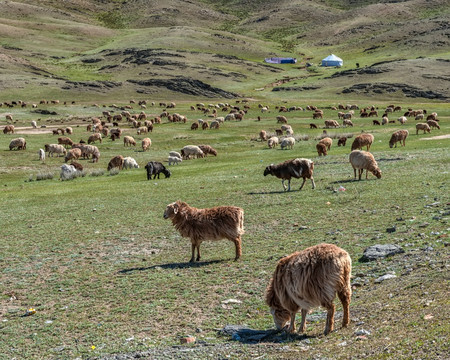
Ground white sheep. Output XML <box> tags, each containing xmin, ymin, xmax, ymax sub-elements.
<box><xmin>397</xmin><ymin>116</ymin><xmax>407</xmax><ymax>125</ymax></box>
<box><xmin>169</xmin><ymin>151</ymin><xmax>182</xmax><ymax>159</ymax></box>
<box><xmin>123</xmin><ymin>157</ymin><xmax>140</xmax><ymax>169</ymax></box>
<box><xmin>268</xmin><ymin>136</ymin><xmax>279</xmax><ymax>149</ymax></box>
<box><xmin>38</xmin><ymin>149</ymin><xmax>45</xmax><ymax>162</ymax></box>
<box><xmin>168</xmin><ymin>156</ymin><xmax>182</xmax><ymax>165</ymax></box>
<box><xmin>181</xmin><ymin>145</ymin><xmax>204</xmax><ymax>159</ymax></box>
<box><xmin>60</xmin><ymin>164</ymin><xmax>77</xmax><ymax>181</ymax></box>
<box><xmin>280</xmin><ymin>137</ymin><xmax>295</xmax><ymax>150</ymax></box>
<box><xmin>9</xmin><ymin>138</ymin><xmax>27</xmax><ymax>150</ymax></box>
<box><xmin>349</xmin><ymin>150</ymin><xmax>382</xmax><ymax>180</ymax></box>
<box><xmin>31</xmin><ymin>121</ymin><xmax>37</xmax><ymax>129</ymax></box>
<box><xmin>45</xmin><ymin>144</ymin><xmax>66</xmax><ymax>157</ymax></box>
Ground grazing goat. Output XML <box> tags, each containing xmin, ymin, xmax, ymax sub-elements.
<box><xmin>145</xmin><ymin>161</ymin><xmax>171</xmax><ymax>180</ymax></box>
<box><xmin>349</xmin><ymin>150</ymin><xmax>381</xmax><ymax>180</ymax></box>
<box><xmin>264</xmin><ymin>158</ymin><xmax>315</xmax><ymax>192</ymax></box>
<box><xmin>163</xmin><ymin>201</ymin><xmax>244</xmax><ymax>262</ymax></box>
<box><xmin>107</xmin><ymin>155</ymin><xmax>124</xmax><ymax>171</ymax></box>
<box><xmin>266</xmin><ymin>243</ymin><xmax>351</xmax><ymax>335</ymax></box>
<box><xmin>389</xmin><ymin>130</ymin><xmax>409</xmax><ymax>148</ymax></box>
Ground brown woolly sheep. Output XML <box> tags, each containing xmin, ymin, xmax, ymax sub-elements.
<box><xmin>70</xmin><ymin>161</ymin><xmax>83</xmax><ymax>171</ymax></box>
<box><xmin>265</xmin><ymin>243</ymin><xmax>351</xmax><ymax>335</ymax></box>
<box><xmin>427</xmin><ymin>120</ymin><xmax>440</xmax><ymax>130</ymax></box>
<box><xmin>276</xmin><ymin>115</ymin><xmax>288</xmax><ymax>124</ymax></box>
<box><xmin>389</xmin><ymin>130</ymin><xmax>409</xmax><ymax>148</ymax></box>
<box><xmin>351</xmin><ymin>133</ymin><xmax>374</xmax><ymax>151</ymax></box>
<box><xmin>259</xmin><ymin>130</ymin><xmax>267</xmax><ymax>141</ymax></box>
<box><xmin>316</xmin><ymin>143</ymin><xmax>327</xmax><ymax>156</ymax></box>
<box><xmin>349</xmin><ymin>150</ymin><xmax>381</xmax><ymax>180</ymax></box>
<box><xmin>191</xmin><ymin>123</ymin><xmax>199</xmax><ymax>130</ymax></box>
<box><xmin>163</xmin><ymin>201</ymin><xmax>244</xmax><ymax>263</ymax></box>
<box><xmin>264</xmin><ymin>158</ymin><xmax>315</xmax><ymax>192</ymax></box>
<box><xmin>58</xmin><ymin>136</ymin><xmax>74</xmax><ymax>148</ymax></box>
<box><xmin>198</xmin><ymin>144</ymin><xmax>218</xmax><ymax>157</ymax></box>
<box><xmin>310</xmin><ymin>123</ymin><xmax>318</xmax><ymax>129</ymax></box>
<box><xmin>3</xmin><ymin>125</ymin><xmax>15</xmax><ymax>134</ymax></box>
<box><xmin>142</xmin><ymin>138</ymin><xmax>151</xmax><ymax>151</ymax></box>
<box><xmin>64</xmin><ymin>148</ymin><xmax>82</xmax><ymax>163</ymax></box>
<box><xmin>324</xmin><ymin>120</ymin><xmax>339</xmax><ymax>128</ymax></box>
<box><xmin>107</xmin><ymin>155</ymin><xmax>124</xmax><ymax>171</ymax></box>
<box><xmin>416</xmin><ymin>123</ymin><xmax>431</xmax><ymax>135</ymax></box>
<box><xmin>337</xmin><ymin>137</ymin><xmax>347</xmax><ymax>147</ymax></box>
<box><xmin>319</xmin><ymin>137</ymin><xmax>332</xmax><ymax>150</ymax></box>
<box><xmin>88</xmin><ymin>133</ymin><xmax>102</xmax><ymax>144</ymax></box>
<box><xmin>124</xmin><ymin>136</ymin><xmax>136</xmax><ymax>147</ymax></box>
<box><xmin>202</xmin><ymin>122</ymin><xmax>209</xmax><ymax>130</ymax></box>
<box><xmin>9</xmin><ymin>137</ymin><xmax>26</xmax><ymax>150</ymax></box>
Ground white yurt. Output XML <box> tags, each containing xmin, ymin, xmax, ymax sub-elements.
<box><xmin>321</xmin><ymin>54</ymin><xmax>343</xmax><ymax>67</ymax></box>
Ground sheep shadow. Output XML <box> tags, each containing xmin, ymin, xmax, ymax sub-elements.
<box><xmin>219</xmin><ymin>325</ymin><xmax>311</xmax><ymax>344</ymax></box>
<box><xmin>329</xmin><ymin>178</ymin><xmax>379</xmax><ymax>184</ymax></box>
<box><xmin>118</xmin><ymin>259</ymin><xmax>225</xmax><ymax>274</ymax></box>
<box><xmin>247</xmin><ymin>189</ymin><xmax>305</xmax><ymax>195</ymax></box>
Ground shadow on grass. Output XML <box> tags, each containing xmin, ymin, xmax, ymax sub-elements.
<box><xmin>329</xmin><ymin>178</ymin><xmax>379</xmax><ymax>184</ymax></box>
<box><xmin>118</xmin><ymin>259</ymin><xmax>225</xmax><ymax>274</ymax></box>
<box><xmin>218</xmin><ymin>325</ymin><xmax>311</xmax><ymax>344</ymax></box>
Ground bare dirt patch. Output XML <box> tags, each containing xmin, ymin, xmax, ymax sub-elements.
<box><xmin>419</xmin><ymin>134</ymin><xmax>450</xmax><ymax>140</ymax></box>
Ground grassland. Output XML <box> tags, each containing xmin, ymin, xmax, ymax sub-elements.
<box><xmin>0</xmin><ymin>100</ymin><xmax>449</xmax><ymax>359</ymax></box>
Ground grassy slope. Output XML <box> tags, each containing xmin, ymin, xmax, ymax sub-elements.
<box><xmin>0</xmin><ymin>101</ymin><xmax>449</xmax><ymax>358</ymax></box>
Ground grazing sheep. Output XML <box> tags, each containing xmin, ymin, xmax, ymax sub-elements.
<box><xmin>415</xmin><ymin>123</ymin><xmax>431</xmax><ymax>135</ymax></box>
<box><xmin>110</xmin><ymin>128</ymin><xmax>122</xmax><ymax>139</ymax></box>
<box><xmin>123</xmin><ymin>156</ymin><xmax>139</xmax><ymax>169</ymax></box>
<box><xmin>198</xmin><ymin>144</ymin><xmax>218</xmax><ymax>157</ymax></box>
<box><xmin>70</xmin><ymin>161</ymin><xmax>83</xmax><ymax>171</ymax></box>
<box><xmin>168</xmin><ymin>156</ymin><xmax>182</xmax><ymax>165</ymax></box>
<box><xmin>351</xmin><ymin>133</ymin><xmax>374</xmax><ymax>151</ymax></box>
<box><xmin>337</xmin><ymin>137</ymin><xmax>347</xmax><ymax>147</ymax></box>
<box><xmin>107</xmin><ymin>155</ymin><xmax>124</xmax><ymax>171</ymax></box>
<box><xmin>309</xmin><ymin>123</ymin><xmax>318</xmax><ymax>129</ymax></box>
<box><xmin>142</xmin><ymin>138</ymin><xmax>151</xmax><ymax>151</ymax></box>
<box><xmin>191</xmin><ymin>123</ymin><xmax>199</xmax><ymax>130</ymax></box>
<box><xmin>137</xmin><ymin>126</ymin><xmax>148</xmax><ymax>135</ymax></box>
<box><xmin>145</xmin><ymin>161</ymin><xmax>171</xmax><ymax>179</ymax></box>
<box><xmin>324</xmin><ymin>120</ymin><xmax>340</xmax><ymax>128</ymax></box>
<box><xmin>88</xmin><ymin>133</ymin><xmax>102</xmax><ymax>144</ymax></box>
<box><xmin>181</xmin><ymin>145</ymin><xmax>204</xmax><ymax>159</ymax></box>
<box><xmin>64</xmin><ymin>148</ymin><xmax>82</xmax><ymax>163</ymax></box>
<box><xmin>276</xmin><ymin>115</ymin><xmax>288</xmax><ymax>124</ymax></box>
<box><xmin>265</xmin><ymin>243</ymin><xmax>351</xmax><ymax>335</ymax></box>
<box><xmin>3</xmin><ymin>125</ymin><xmax>14</xmax><ymax>134</ymax></box>
<box><xmin>312</xmin><ymin>112</ymin><xmax>323</xmax><ymax>119</ymax></box>
<box><xmin>124</xmin><ymin>136</ymin><xmax>136</xmax><ymax>147</ymax></box>
<box><xmin>72</xmin><ymin>144</ymin><xmax>99</xmax><ymax>161</ymax></box>
<box><xmin>389</xmin><ymin>130</ymin><xmax>409</xmax><ymax>148</ymax></box>
<box><xmin>349</xmin><ymin>150</ymin><xmax>381</xmax><ymax>180</ymax></box>
<box><xmin>5</xmin><ymin>114</ymin><xmax>13</xmax><ymax>122</ymax></box>
<box><xmin>427</xmin><ymin>120</ymin><xmax>440</xmax><ymax>130</ymax></box>
<box><xmin>9</xmin><ymin>138</ymin><xmax>26</xmax><ymax>150</ymax></box>
<box><xmin>275</xmin><ymin>129</ymin><xmax>283</xmax><ymax>136</ymax></box>
<box><xmin>60</xmin><ymin>164</ymin><xmax>77</xmax><ymax>181</ymax></box>
<box><xmin>45</xmin><ymin>144</ymin><xmax>66</xmax><ymax>157</ymax></box>
<box><xmin>163</xmin><ymin>201</ymin><xmax>244</xmax><ymax>262</ymax></box>
<box><xmin>415</xmin><ymin>114</ymin><xmax>424</xmax><ymax>121</ymax></box>
<box><xmin>38</xmin><ymin>148</ymin><xmax>45</xmax><ymax>162</ymax></box>
<box><xmin>169</xmin><ymin>151</ymin><xmax>182</xmax><ymax>159</ymax></box>
<box><xmin>202</xmin><ymin>122</ymin><xmax>209</xmax><ymax>130</ymax></box>
<box><xmin>58</xmin><ymin>136</ymin><xmax>75</xmax><ymax>148</ymax></box>
<box><xmin>268</xmin><ymin>136</ymin><xmax>279</xmax><ymax>149</ymax></box>
<box><xmin>210</xmin><ymin>120</ymin><xmax>220</xmax><ymax>129</ymax></box>
<box><xmin>316</xmin><ymin>143</ymin><xmax>327</xmax><ymax>156</ymax></box>
<box><xmin>65</xmin><ymin>127</ymin><xmax>73</xmax><ymax>135</ymax></box>
<box><xmin>264</xmin><ymin>158</ymin><xmax>315</xmax><ymax>192</ymax></box>
<box><xmin>397</xmin><ymin>116</ymin><xmax>407</xmax><ymax>125</ymax></box>
<box><xmin>343</xmin><ymin>119</ymin><xmax>353</xmax><ymax>127</ymax></box>
<box><xmin>280</xmin><ymin>137</ymin><xmax>295</xmax><ymax>150</ymax></box>
<box><xmin>225</xmin><ymin>114</ymin><xmax>235</xmax><ymax>121</ymax></box>
<box><xmin>382</xmin><ymin>116</ymin><xmax>389</xmax><ymax>125</ymax></box>
<box><xmin>373</xmin><ymin>120</ymin><xmax>381</xmax><ymax>125</ymax></box>
<box><xmin>259</xmin><ymin>130</ymin><xmax>267</xmax><ymax>141</ymax></box>
<box><xmin>319</xmin><ymin>137</ymin><xmax>332</xmax><ymax>150</ymax></box>
<box><xmin>31</xmin><ymin>121</ymin><xmax>37</xmax><ymax>129</ymax></box>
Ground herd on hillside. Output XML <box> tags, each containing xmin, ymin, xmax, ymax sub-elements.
<box><xmin>1</xmin><ymin>100</ymin><xmax>443</xmax><ymax>336</ymax></box>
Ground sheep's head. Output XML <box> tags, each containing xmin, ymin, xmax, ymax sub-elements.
<box><xmin>373</xmin><ymin>168</ymin><xmax>382</xmax><ymax>179</ymax></box>
<box><xmin>163</xmin><ymin>202</ymin><xmax>179</xmax><ymax>219</ymax></box>
<box><xmin>163</xmin><ymin>169</ymin><xmax>171</xmax><ymax>178</ymax></box>
<box><xmin>263</xmin><ymin>165</ymin><xmax>273</xmax><ymax>176</ymax></box>
<box><xmin>270</xmin><ymin>307</ymin><xmax>291</xmax><ymax>331</ymax></box>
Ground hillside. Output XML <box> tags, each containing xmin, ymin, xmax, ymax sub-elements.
<box><xmin>0</xmin><ymin>0</ymin><xmax>449</xmax><ymax>101</ymax></box>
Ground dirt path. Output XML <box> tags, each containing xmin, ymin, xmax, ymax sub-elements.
<box><xmin>419</xmin><ymin>134</ymin><xmax>450</xmax><ymax>140</ymax></box>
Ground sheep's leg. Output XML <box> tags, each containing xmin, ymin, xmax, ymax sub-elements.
<box><xmin>365</xmin><ymin>169</ymin><xmax>369</xmax><ymax>180</ymax></box>
<box><xmin>287</xmin><ymin>312</ymin><xmax>297</xmax><ymax>333</ymax></box>
<box><xmin>324</xmin><ymin>303</ymin><xmax>335</xmax><ymax>335</ymax></box>
<box><xmin>299</xmin><ymin>177</ymin><xmax>307</xmax><ymax>190</ymax></box>
<box><xmin>282</xmin><ymin>180</ymin><xmax>287</xmax><ymax>191</ymax></box>
<box><xmin>287</xmin><ymin>179</ymin><xmax>291</xmax><ymax>192</ymax></box>
<box><xmin>358</xmin><ymin>169</ymin><xmax>363</xmax><ymax>180</ymax></box>
<box><xmin>189</xmin><ymin>243</ymin><xmax>196</xmax><ymax>263</ymax></box>
<box><xmin>196</xmin><ymin>243</ymin><xmax>201</xmax><ymax>262</ymax></box>
<box><xmin>299</xmin><ymin>309</ymin><xmax>308</xmax><ymax>333</ymax></box>
<box><xmin>353</xmin><ymin>168</ymin><xmax>357</xmax><ymax>179</ymax></box>
<box><xmin>233</xmin><ymin>236</ymin><xmax>242</xmax><ymax>261</ymax></box>
<box><xmin>338</xmin><ymin>290</ymin><xmax>351</xmax><ymax>328</ymax></box>
<box><xmin>310</xmin><ymin>177</ymin><xmax>316</xmax><ymax>189</ymax></box>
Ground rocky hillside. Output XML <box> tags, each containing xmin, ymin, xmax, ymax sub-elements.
<box><xmin>1</xmin><ymin>0</ymin><xmax>449</xmax><ymax>100</ymax></box>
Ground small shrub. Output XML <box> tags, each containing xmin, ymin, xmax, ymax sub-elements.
<box><xmin>109</xmin><ymin>168</ymin><xmax>120</xmax><ymax>176</ymax></box>
<box><xmin>90</xmin><ymin>169</ymin><xmax>105</xmax><ymax>177</ymax></box>
<box><xmin>36</xmin><ymin>172</ymin><xmax>54</xmax><ymax>181</ymax></box>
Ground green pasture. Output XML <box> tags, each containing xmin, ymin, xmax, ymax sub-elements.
<box><xmin>0</xmin><ymin>101</ymin><xmax>449</xmax><ymax>358</ymax></box>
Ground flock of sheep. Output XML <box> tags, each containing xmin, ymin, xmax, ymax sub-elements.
<box><xmin>1</xmin><ymin>99</ymin><xmax>443</xmax><ymax>336</ymax></box>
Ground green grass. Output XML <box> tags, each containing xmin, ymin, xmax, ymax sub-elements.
<box><xmin>0</xmin><ymin>100</ymin><xmax>449</xmax><ymax>358</ymax></box>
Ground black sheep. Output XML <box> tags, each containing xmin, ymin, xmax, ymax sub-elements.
<box><xmin>145</xmin><ymin>161</ymin><xmax>171</xmax><ymax>180</ymax></box>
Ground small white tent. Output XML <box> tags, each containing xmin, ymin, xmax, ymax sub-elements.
<box><xmin>321</xmin><ymin>54</ymin><xmax>343</xmax><ymax>67</ymax></box>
